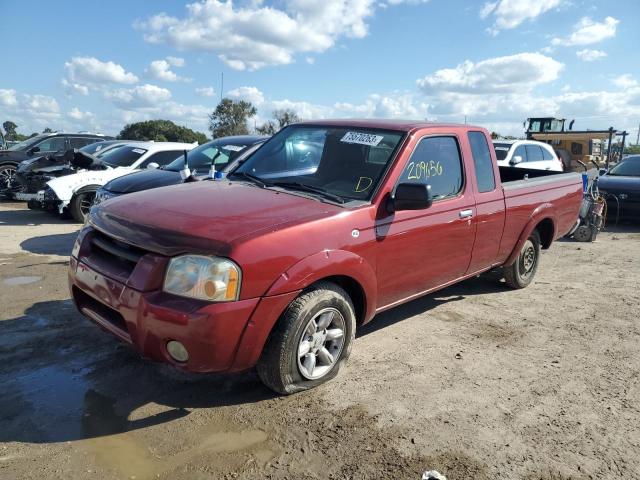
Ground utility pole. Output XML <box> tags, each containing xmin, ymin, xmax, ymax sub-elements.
<box><xmin>220</xmin><ymin>72</ymin><xmax>224</xmax><ymax>103</ymax></box>
<box><xmin>606</xmin><ymin>127</ymin><xmax>615</xmax><ymax>169</ymax></box>
<box><xmin>636</xmin><ymin>121</ymin><xmax>640</xmax><ymax>145</ymax></box>
<box><xmin>620</xmin><ymin>130</ymin><xmax>628</xmax><ymax>157</ymax></box>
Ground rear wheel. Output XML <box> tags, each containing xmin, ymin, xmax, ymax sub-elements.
<box><xmin>504</xmin><ymin>230</ymin><xmax>541</xmax><ymax>289</ymax></box>
<box><xmin>257</xmin><ymin>281</ymin><xmax>356</xmax><ymax>395</ymax></box>
<box><xmin>69</xmin><ymin>190</ymin><xmax>96</xmax><ymax>222</ymax></box>
<box><xmin>0</xmin><ymin>164</ymin><xmax>17</xmax><ymax>199</ymax></box>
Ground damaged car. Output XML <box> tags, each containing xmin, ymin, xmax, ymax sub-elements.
<box><xmin>43</xmin><ymin>141</ymin><xmax>197</xmax><ymax>222</ymax></box>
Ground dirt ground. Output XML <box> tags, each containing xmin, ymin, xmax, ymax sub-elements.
<box><xmin>1</xmin><ymin>200</ymin><xmax>639</xmax><ymax>480</ymax></box>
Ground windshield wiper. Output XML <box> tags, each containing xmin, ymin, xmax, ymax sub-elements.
<box><xmin>228</xmin><ymin>171</ymin><xmax>268</xmax><ymax>188</ymax></box>
<box><xmin>270</xmin><ymin>181</ymin><xmax>346</xmax><ymax>204</ymax></box>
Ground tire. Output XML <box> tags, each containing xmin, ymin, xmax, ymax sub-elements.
<box><xmin>69</xmin><ymin>189</ymin><xmax>96</xmax><ymax>223</ymax></box>
<box><xmin>503</xmin><ymin>230</ymin><xmax>541</xmax><ymax>289</ymax></box>
<box><xmin>257</xmin><ymin>281</ymin><xmax>356</xmax><ymax>395</ymax></box>
<box><xmin>0</xmin><ymin>164</ymin><xmax>18</xmax><ymax>199</ymax></box>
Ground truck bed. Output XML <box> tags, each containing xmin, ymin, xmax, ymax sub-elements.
<box><xmin>495</xmin><ymin>166</ymin><xmax>583</xmax><ymax>264</ymax></box>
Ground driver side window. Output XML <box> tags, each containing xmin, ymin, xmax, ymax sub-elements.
<box><xmin>399</xmin><ymin>136</ymin><xmax>463</xmax><ymax>200</ymax></box>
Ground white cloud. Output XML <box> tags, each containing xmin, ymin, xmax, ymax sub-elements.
<box><xmin>227</xmin><ymin>86</ymin><xmax>265</xmax><ymax>106</ymax></box>
<box><xmin>195</xmin><ymin>86</ymin><xmax>216</xmax><ymax>97</ymax></box>
<box><xmin>64</xmin><ymin>57</ymin><xmax>139</xmax><ymax>89</ymax></box>
<box><xmin>576</xmin><ymin>49</ymin><xmax>607</xmax><ymax>62</ymax></box>
<box><xmin>386</xmin><ymin>0</ymin><xmax>430</xmax><ymax>4</ymax></box>
<box><xmin>23</xmin><ymin>94</ymin><xmax>60</xmax><ymax>114</ymax></box>
<box><xmin>417</xmin><ymin>52</ymin><xmax>563</xmax><ymax>94</ymax></box>
<box><xmin>166</xmin><ymin>56</ymin><xmax>185</xmax><ymax>67</ymax></box>
<box><xmin>62</xmin><ymin>79</ymin><xmax>90</xmax><ymax>96</ymax></box>
<box><xmin>612</xmin><ymin>74</ymin><xmax>638</xmax><ymax>89</ymax></box>
<box><xmin>146</xmin><ymin>59</ymin><xmax>189</xmax><ymax>82</ymax></box>
<box><xmin>551</xmin><ymin>16</ymin><xmax>619</xmax><ymax>46</ymax></box>
<box><xmin>68</xmin><ymin>107</ymin><xmax>94</xmax><ymax>121</ymax></box>
<box><xmin>105</xmin><ymin>84</ymin><xmax>172</xmax><ymax>108</ymax></box>
<box><xmin>0</xmin><ymin>89</ymin><xmax>18</xmax><ymax>107</ymax></box>
<box><xmin>480</xmin><ymin>0</ymin><xmax>562</xmax><ymax>34</ymax></box>
<box><xmin>135</xmin><ymin>0</ymin><xmax>376</xmax><ymax>70</ymax></box>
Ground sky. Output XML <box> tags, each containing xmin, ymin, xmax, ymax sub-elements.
<box><xmin>1</xmin><ymin>0</ymin><xmax>639</xmax><ymax>139</ymax></box>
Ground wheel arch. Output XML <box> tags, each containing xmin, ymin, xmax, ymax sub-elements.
<box><xmin>72</xmin><ymin>184</ymin><xmax>101</xmax><ymax>196</ymax></box>
<box><xmin>505</xmin><ymin>206</ymin><xmax>556</xmax><ymax>266</ymax></box>
<box><xmin>265</xmin><ymin>249</ymin><xmax>377</xmax><ymax>324</ymax></box>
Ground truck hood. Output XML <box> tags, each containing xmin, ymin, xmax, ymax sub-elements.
<box><xmin>90</xmin><ymin>180</ymin><xmax>343</xmax><ymax>257</ymax></box>
<box><xmin>104</xmin><ymin>168</ymin><xmax>182</xmax><ymax>194</ymax></box>
<box><xmin>47</xmin><ymin>167</ymin><xmax>135</xmax><ymax>201</ymax></box>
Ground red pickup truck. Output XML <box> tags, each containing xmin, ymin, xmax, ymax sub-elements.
<box><xmin>69</xmin><ymin>120</ymin><xmax>582</xmax><ymax>394</ymax></box>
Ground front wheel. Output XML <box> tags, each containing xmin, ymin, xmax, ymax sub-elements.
<box><xmin>503</xmin><ymin>230</ymin><xmax>541</xmax><ymax>289</ymax></box>
<box><xmin>257</xmin><ymin>282</ymin><xmax>356</xmax><ymax>395</ymax></box>
<box><xmin>0</xmin><ymin>164</ymin><xmax>17</xmax><ymax>198</ymax></box>
<box><xmin>69</xmin><ymin>190</ymin><xmax>96</xmax><ymax>223</ymax></box>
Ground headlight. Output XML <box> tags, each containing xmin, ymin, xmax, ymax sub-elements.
<box><xmin>163</xmin><ymin>255</ymin><xmax>241</xmax><ymax>302</ymax></box>
<box><xmin>94</xmin><ymin>189</ymin><xmax>115</xmax><ymax>205</ymax></box>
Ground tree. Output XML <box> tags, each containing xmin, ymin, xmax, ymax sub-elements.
<box><xmin>118</xmin><ymin>120</ymin><xmax>208</xmax><ymax>144</ymax></box>
<box><xmin>490</xmin><ymin>131</ymin><xmax>500</xmax><ymax>140</ymax></box>
<box><xmin>42</xmin><ymin>127</ymin><xmax>55</xmax><ymax>133</ymax></box>
<box><xmin>256</xmin><ymin>108</ymin><xmax>300</xmax><ymax>135</ymax></box>
<box><xmin>624</xmin><ymin>144</ymin><xmax>640</xmax><ymax>155</ymax></box>
<box><xmin>2</xmin><ymin>121</ymin><xmax>18</xmax><ymax>141</ymax></box>
<box><xmin>208</xmin><ymin>99</ymin><xmax>256</xmax><ymax>138</ymax></box>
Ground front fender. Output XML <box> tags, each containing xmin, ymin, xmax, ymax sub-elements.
<box><xmin>47</xmin><ymin>169</ymin><xmax>129</xmax><ymax>202</ymax></box>
<box><xmin>266</xmin><ymin>249</ymin><xmax>378</xmax><ymax>323</ymax></box>
<box><xmin>230</xmin><ymin>250</ymin><xmax>378</xmax><ymax>372</ymax></box>
<box><xmin>505</xmin><ymin>203</ymin><xmax>556</xmax><ymax>266</ymax></box>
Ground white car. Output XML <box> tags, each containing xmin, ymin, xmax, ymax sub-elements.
<box><xmin>44</xmin><ymin>141</ymin><xmax>197</xmax><ymax>222</ymax></box>
<box><xmin>493</xmin><ymin>140</ymin><xmax>564</xmax><ymax>172</ymax></box>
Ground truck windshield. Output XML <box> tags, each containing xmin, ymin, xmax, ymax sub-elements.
<box><xmin>164</xmin><ymin>141</ymin><xmax>251</xmax><ymax>173</ymax></box>
<box><xmin>230</xmin><ymin>126</ymin><xmax>404</xmax><ymax>201</ymax></box>
<box><xmin>100</xmin><ymin>146</ymin><xmax>147</xmax><ymax>167</ymax></box>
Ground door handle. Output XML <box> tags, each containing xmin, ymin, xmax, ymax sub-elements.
<box><xmin>459</xmin><ymin>209</ymin><xmax>473</xmax><ymax>219</ymax></box>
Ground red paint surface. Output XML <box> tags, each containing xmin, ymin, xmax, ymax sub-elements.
<box><xmin>69</xmin><ymin>122</ymin><xmax>582</xmax><ymax>372</ymax></box>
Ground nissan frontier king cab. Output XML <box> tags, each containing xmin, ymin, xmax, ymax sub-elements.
<box><xmin>69</xmin><ymin>120</ymin><xmax>583</xmax><ymax>394</ymax></box>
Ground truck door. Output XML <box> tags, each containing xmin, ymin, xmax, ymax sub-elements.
<box><xmin>375</xmin><ymin>134</ymin><xmax>476</xmax><ymax>309</ymax></box>
<box><xmin>466</xmin><ymin>131</ymin><xmax>506</xmax><ymax>273</ymax></box>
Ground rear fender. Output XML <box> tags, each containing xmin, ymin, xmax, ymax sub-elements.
<box><xmin>266</xmin><ymin>249</ymin><xmax>378</xmax><ymax>323</ymax></box>
<box><xmin>505</xmin><ymin>203</ymin><xmax>556</xmax><ymax>266</ymax></box>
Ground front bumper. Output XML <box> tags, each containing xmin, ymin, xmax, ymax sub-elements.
<box><xmin>68</xmin><ymin>228</ymin><xmax>300</xmax><ymax>372</ymax></box>
<box><xmin>26</xmin><ymin>188</ymin><xmax>62</xmax><ymax>212</ymax></box>
<box><xmin>601</xmin><ymin>191</ymin><xmax>640</xmax><ymax>221</ymax></box>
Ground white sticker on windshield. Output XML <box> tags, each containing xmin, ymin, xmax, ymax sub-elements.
<box><xmin>132</xmin><ymin>148</ymin><xmax>146</xmax><ymax>154</ymax></box>
<box><xmin>341</xmin><ymin>131</ymin><xmax>384</xmax><ymax>147</ymax></box>
<box><xmin>223</xmin><ymin>145</ymin><xmax>244</xmax><ymax>152</ymax></box>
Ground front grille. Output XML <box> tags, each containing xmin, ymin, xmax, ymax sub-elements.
<box><xmin>84</xmin><ymin>231</ymin><xmax>149</xmax><ymax>282</ymax></box>
<box><xmin>73</xmin><ymin>286</ymin><xmax>128</xmax><ymax>333</ymax></box>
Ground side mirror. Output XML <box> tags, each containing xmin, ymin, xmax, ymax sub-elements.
<box><xmin>387</xmin><ymin>183</ymin><xmax>433</xmax><ymax>213</ymax></box>
<box><xmin>146</xmin><ymin>162</ymin><xmax>160</xmax><ymax>170</ymax></box>
<box><xmin>29</xmin><ymin>146</ymin><xmax>40</xmax><ymax>154</ymax></box>
<box><xmin>510</xmin><ymin>155</ymin><xmax>523</xmax><ymax>165</ymax></box>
